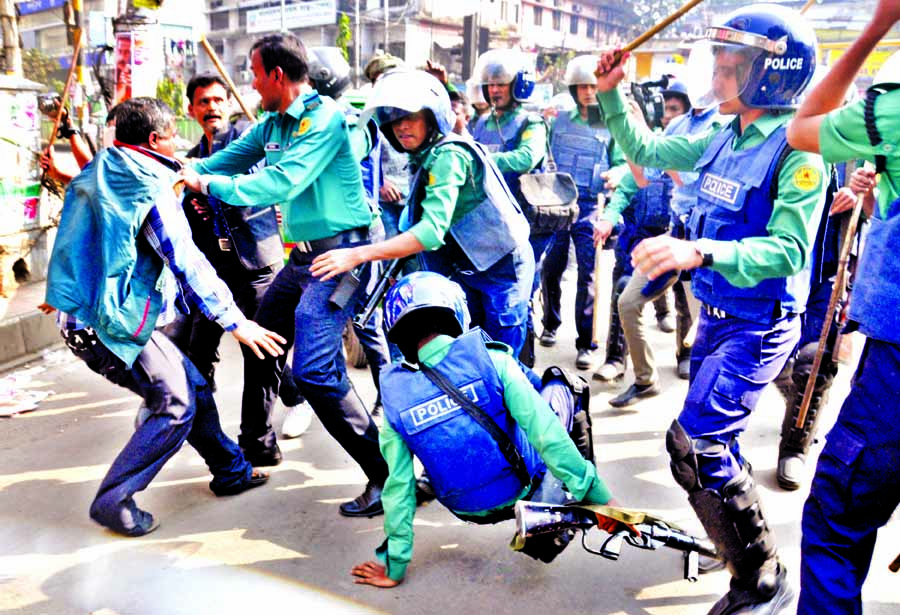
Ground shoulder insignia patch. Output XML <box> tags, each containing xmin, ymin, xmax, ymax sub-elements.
<box><xmin>792</xmin><ymin>165</ymin><xmax>821</xmax><ymax>191</ymax></box>
<box><xmin>294</xmin><ymin>117</ymin><xmax>313</xmax><ymax>137</ymax></box>
<box><xmin>428</xmin><ymin>173</ymin><xmax>436</xmax><ymax>186</ymax></box>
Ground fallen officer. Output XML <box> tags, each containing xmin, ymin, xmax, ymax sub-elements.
<box><xmin>350</xmin><ymin>271</ymin><xmax>625</xmax><ymax>588</ymax></box>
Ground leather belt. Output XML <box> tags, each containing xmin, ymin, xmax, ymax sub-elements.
<box><xmin>294</xmin><ymin>227</ymin><xmax>369</xmax><ymax>253</ymax></box>
<box><xmin>702</xmin><ymin>303</ymin><xmax>733</xmax><ymax>320</ymax></box>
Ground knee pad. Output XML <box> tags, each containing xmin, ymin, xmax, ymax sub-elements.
<box><xmin>666</xmin><ymin>419</ymin><xmax>717</xmax><ymax>493</ymax></box>
<box><xmin>542</xmin><ymin>366</ymin><xmax>590</xmax><ymax>412</ymax></box>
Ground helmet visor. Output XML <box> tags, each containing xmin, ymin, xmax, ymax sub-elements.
<box><xmin>685</xmin><ymin>38</ymin><xmax>763</xmax><ymax>109</ymax></box>
<box><xmin>374</xmin><ymin>106</ymin><xmax>413</xmax><ymax>126</ymax></box>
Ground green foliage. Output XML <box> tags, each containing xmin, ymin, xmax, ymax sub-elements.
<box><xmin>336</xmin><ymin>14</ymin><xmax>352</xmax><ymax>62</ymax></box>
<box><xmin>22</xmin><ymin>48</ymin><xmax>65</xmax><ymax>93</ymax></box>
<box><xmin>156</xmin><ymin>76</ymin><xmax>185</xmax><ymax>117</ymax></box>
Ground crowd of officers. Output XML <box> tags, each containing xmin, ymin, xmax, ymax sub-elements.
<box><xmin>39</xmin><ymin>1</ymin><xmax>900</xmax><ymax>613</ymax></box>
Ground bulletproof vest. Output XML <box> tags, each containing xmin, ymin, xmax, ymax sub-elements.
<box><xmin>184</xmin><ymin>124</ymin><xmax>283</xmax><ymax>270</ymax></box>
<box><xmin>630</xmin><ymin>168</ymin><xmax>674</xmax><ymax>231</ymax></box>
<box><xmin>688</xmin><ymin>125</ymin><xmax>812</xmax><ymax>323</ymax></box>
<box><xmin>471</xmin><ymin>108</ymin><xmax>539</xmax><ymax>203</ymax></box>
<box><xmin>667</xmin><ymin>109</ymin><xmax>726</xmax><ymax>218</ymax></box>
<box><xmin>849</xmin><ymin>194</ymin><xmax>900</xmax><ymax>344</ymax></box>
<box><xmin>550</xmin><ymin>111</ymin><xmax>610</xmax><ymax>215</ymax></box>
<box><xmin>407</xmin><ymin>133</ymin><xmax>531</xmax><ymax>272</ymax></box>
<box><xmin>380</xmin><ymin>330</ymin><xmax>546</xmax><ymax>514</ymax></box>
<box><xmin>343</xmin><ymin>105</ymin><xmax>382</xmax><ymax>211</ymax></box>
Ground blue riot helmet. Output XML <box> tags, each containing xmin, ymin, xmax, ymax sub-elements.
<box><xmin>662</xmin><ymin>80</ymin><xmax>691</xmax><ymax>109</ymax></box>
<box><xmin>384</xmin><ymin>272</ymin><xmax>471</xmax><ymax>362</ymax></box>
<box><xmin>308</xmin><ymin>46</ymin><xmax>352</xmax><ymax>99</ymax></box>
<box><xmin>475</xmin><ymin>49</ymin><xmax>536</xmax><ymax>106</ymax></box>
<box><xmin>685</xmin><ymin>3</ymin><xmax>816</xmax><ymax>111</ymax></box>
<box><xmin>564</xmin><ymin>54</ymin><xmax>600</xmax><ymax>106</ymax></box>
<box><xmin>362</xmin><ymin>69</ymin><xmax>454</xmax><ymax>153</ymax></box>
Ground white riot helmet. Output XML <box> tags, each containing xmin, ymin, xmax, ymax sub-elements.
<box><xmin>362</xmin><ymin>69</ymin><xmax>454</xmax><ymax>153</ymax></box>
<box><xmin>873</xmin><ymin>49</ymin><xmax>900</xmax><ymax>86</ymax></box>
<box><xmin>564</xmin><ymin>54</ymin><xmax>600</xmax><ymax>104</ymax></box>
<box><xmin>474</xmin><ymin>48</ymin><xmax>536</xmax><ymax>105</ymax></box>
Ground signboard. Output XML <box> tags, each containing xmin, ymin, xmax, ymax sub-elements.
<box><xmin>16</xmin><ymin>0</ymin><xmax>66</xmax><ymax>17</ymax></box>
<box><xmin>246</xmin><ymin>0</ymin><xmax>336</xmax><ymax>34</ymax></box>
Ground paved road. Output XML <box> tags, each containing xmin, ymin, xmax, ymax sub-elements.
<box><xmin>2</xmin><ymin>251</ymin><xmax>898</xmax><ymax>615</ymax></box>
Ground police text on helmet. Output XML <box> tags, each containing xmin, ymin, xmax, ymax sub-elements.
<box><xmin>763</xmin><ymin>57</ymin><xmax>804</xmax><ymax>71</ymax></box>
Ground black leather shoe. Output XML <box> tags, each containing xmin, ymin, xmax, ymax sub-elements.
<box><xmin>339</xmin><ymin>482</ymin><xmax>384</xmax><ymax>517</ymax></box>
<box><xmin>415</xmin><ymin>476</ymin><xmax>437</xmax><ymax>506</ymax></box>
<box><xmin>609</xmin><ymin>382</ymin><xmax>661</xmax><ymax>408</ymax></box>
<box><xmin>242</xmin><ymin>444</ymin><xmax>283</xmax><ymax>467</ymax></box>
<box><xmin>211</xmin><ymin>470</ymin><xmax>269</xmax><ymax>497</ymax></box>
<box><xmin>539</xmin><ymin>329</ymin><xmax>557</xmax><ymax>347</ymax></box>
<box><xmin>677</xmin><ymin>357</ymin><xmax>691</xmax><ymax>380</ymax></box>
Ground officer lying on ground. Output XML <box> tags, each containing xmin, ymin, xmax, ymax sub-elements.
<box><xmin>350</xmin><ymin>271</ymin><xmax>626</xmax><ymax>588</ymax></box>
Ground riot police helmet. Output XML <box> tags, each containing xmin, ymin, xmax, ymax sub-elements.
<box><xmin>564</xmin><ymin>54</ymin><xmax>600</xmax><ymax>103</ymax></box>
<box><xmin>475</xmin><ymin>49</ymin><xmax>536</xmax><ymax>105</ymax></box>
<box><xmin>362</xmin><ymin>69</ymin><xmax>454</xmax><ymax>152</ymax></box>
<box><xmin>307</xmin><ymin>46</ymin><xmax>352</xmax><ymax>99</ymax></box>
<box><xmin>384</xmin><ymin>272</ymin><xmax>472</xmax><ymax>363</ymax></box>
<box><xmin>685</xmin><ymin>3</ymin><xmax>817</xmax><ymax>110</ymax></box>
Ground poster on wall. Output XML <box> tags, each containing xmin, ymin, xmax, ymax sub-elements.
<box><xmin>114</xmin><ymin>32</ymin><xmax>132</xmax><ymax>104</ymax></box>
<box><xmin>0</xmin><ymin>91</ymin><xmax>42</xmax><ymax>233</ymax></box>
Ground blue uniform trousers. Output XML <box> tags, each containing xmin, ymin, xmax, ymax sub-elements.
<box><xmin>682</xmin><ymin>310</ymin><xmax>800</xmax><ymax>490</ymax></box>
<box><xmin>243</xmin><ymin>239</ymin><xmax>389</xmax><ymax>484</ymax></box>
<box><xmin>798</xmin><ymin>339</ymin><xmax>900</xmax><ymax>615</ymax></box>
<box><xmin>63</xmin><ymin>328</ymin><xmax>252</xmax><ymax>535</ymax></box>
<box><xmin>452</xmin><ymin>243</ymin><xmax>534</xmax><ymax>358</ymax></box>
<box><xmin>541</xmin><ymin>218</ymin><xmax>598</xmax><ymax>351</ymax></box>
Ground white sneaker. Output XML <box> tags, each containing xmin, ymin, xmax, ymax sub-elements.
<box><xmin>282</xmin><ymin>402</ymin><xmax>314</xmax><ymax>439</ymax></box>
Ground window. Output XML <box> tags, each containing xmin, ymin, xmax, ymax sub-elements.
<box><xmin>570</xmin><ymin>15</ymin><xmax>579</xmax><ymax>35</ymax></box>
<box><xmin>552</xmin><ymin>9</ymin><xmax>561</xmax><ymax>31</ymax></box>
<box><xmin>534</xmin><ymin>6</ymin><xmax>542</xmax><ymax>26</ymax></box>
<box><xmin>586</xmin><ymin>18</ymin><xmax>595</xmax><ymax>39</ymax></box>
<box><xmin>210</xmin><ymin>11</ymin><xmax>229</xmax><ymax>31</ymax></box>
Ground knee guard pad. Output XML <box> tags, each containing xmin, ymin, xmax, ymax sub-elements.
<box><xmin>543</xmin><ymin>366</ymin><xmax>594</xmax><ymax>462</ymax></box>
<box><xmin>688</xmin><ymin>467</ymin><xmax>778</xmax><ymax>588</ymax></box>
<box><xmin>666</xmin><ymin>419</ymin><xmax>702</xmax><ymax>493</ymax></box>
<box><xmin>780</xmin><ymin>343</ymin><xmax>837</xmax><ymax>458</ymax></box>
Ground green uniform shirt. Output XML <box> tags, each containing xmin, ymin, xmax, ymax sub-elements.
<box><xmin>597</xmin><ymin>88</ymin><xmax>828</xmax><ymax>289</ymax></box>
<box><xmin>405</xmin><ymin>140</ymin><xmax>486</xmax><ymax>251</ymax></box>
<box><xmin>193</xmin><ymin>91</ymin><xmax>372</xmax><ymax>242</ymax></box>
<box><xmin>818</xmin><ymin>88</ymin><xmax>900</xmax><ymax>218</ymax></box>
<box><xmin>375</xmin><ymin>335</ymin><xmax>613</xmax><ymax>581</ymax></box>
<box><xmin>482</xmin><ymin>108</ymin><xmax>547</xmax><ymax>174</ymax></box>
<box><xmin>551</xmin><ymin>107</ymin><xmax>629</xmax><ymax>188</ymax></box>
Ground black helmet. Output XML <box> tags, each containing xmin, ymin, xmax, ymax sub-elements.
<box><xmin>308</xmin><ymin>46</ymin><xmax>352</xmax><ymax>99</ymax></box>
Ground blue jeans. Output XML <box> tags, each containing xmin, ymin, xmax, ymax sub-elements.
<box><xmin>542</xmin><ymin>219</ymin><xmax>598</xmax><ymax>350</ymax></box>
<box><xmin>798</xmin><ymin>339</ymin><xmax>900</xmax><ymax>615</ymax></box>
<box><xmin>64</xmin><ymin>328</ymin><xmax>251</xmax><ymax>535</ymax></box>
<box><xmin>680</xmin><ymin>311</ymin><xmax>800</xmax><ymax>490</ymax></box>
<box><xmin>245</xmin><ymin>240</ymin><xmax>389</xmax><ymax>483</ymax></box>
<box><xmin>452</xmin><ymin>243</ymin><xmax>534</xmax><ymax>357</ymax></box>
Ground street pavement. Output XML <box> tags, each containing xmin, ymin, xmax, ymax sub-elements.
<box><xmin>1</xmin><ymin>250</ymin><xmax>898</xmax><ymax>615</ymax></box>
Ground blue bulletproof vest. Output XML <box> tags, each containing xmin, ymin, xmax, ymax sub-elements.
<box><xmin>631</xmin><ymin>168</ymin><xmax>674</xmax><ymax>231</ymax></box>
<box><xmin>688</xmin><ymin>125</ymin><xmax>813</xmax><ymax>323</ymax></box>
<box><xmin>849</xmin><ymin>194</ymin><xmax>900</xmax><ymax>344</ymax></box>
<box><xmin>380</xmin><ymin>330</ymin><xmax>546</xmax><ymax>514</ymax></box>
<box><xmin>471</xmin><ymin>108</ymin><xmax>540</xmax><ymax>203</ymax></box>
<box><xmin>406</xmin><ymin>133</ymin><xmax>531</xmax><ymax>273</ymax></box>
<box><xmin>550</xmin><ymin>111</ymin><xmax>610</xmax><ymax>216</ymax></box>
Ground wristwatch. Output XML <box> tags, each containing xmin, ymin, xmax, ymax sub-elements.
<box><xmin>695</xmin><ymin>244</ymin><xmax>714</xmax><ymax>268</ymax></box>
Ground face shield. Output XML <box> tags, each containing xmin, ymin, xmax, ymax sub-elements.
<box><xmin>685</xmin><ymin>26</ymin><xmax>780</xmax><ymax>109</ymax></box>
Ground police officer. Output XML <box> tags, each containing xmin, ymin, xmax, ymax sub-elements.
<box><xmin>180</xmin><ymin>34</ymin><xmax>389</xmax><ymax>518</ymax></box>
<box><xmin>311</xmin><ymin>70</ymin><xmax>534</xmax><ymax>358</ymax></box>
<box><xmin>539</xmin><ymin>55</ymin><xmax>627</xmax><ymax>371</ymax></box>
<box><xmin>786</xmin><ymin>2</ymin><xmax>900</xmax><ymax>610</ymax></box>
<box><xmin>470</xmin><ymin>49</ymin><xmax>548</xmax><ymax>366</ymax></box>
<box><xmin>596</xmin><ymin>5</ymin><xmax>827</xmax><ymax>612</ymax></box>
<box><xmin>307</xmin><ymin>46</ymin><xmax>392</xmax><ymax>415</ymax></box>
<box><xmin>349</xmin><ymin>272</ymin><xmax>618</xmax><ymax>588</ymax></box>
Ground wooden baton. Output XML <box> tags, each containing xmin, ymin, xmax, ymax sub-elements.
<box><xmin>199</xmin><ymin>35</ymin><xmax>257</xmax><ymax>123</ymax></box>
